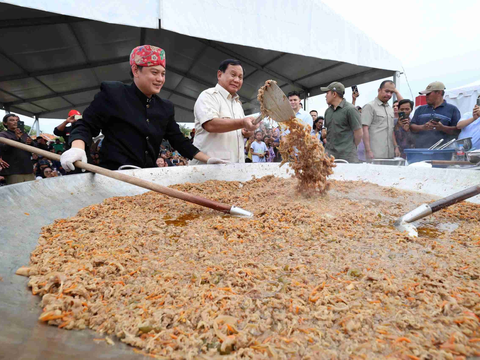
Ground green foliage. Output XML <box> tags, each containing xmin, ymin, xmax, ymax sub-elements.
<box><xmin>179</xmin><ymin>124</ymin><xmax>192</xmax><ymax>137</ymax></box>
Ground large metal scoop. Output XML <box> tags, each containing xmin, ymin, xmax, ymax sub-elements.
<box><xmin>394</xmin><ymin>183</ymin><xmax>480</xmax><ymax>237</ymax></box>
<box><xmin>253</xmin><ymin>80</ymin><xmax>296</xmax><ymax>125</ymax></box>
<box><xmin>0</xmin><ymin>138</ymin><xmax>253</xmax><ymax>217</ymax></box>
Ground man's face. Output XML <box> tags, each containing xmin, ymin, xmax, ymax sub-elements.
<box><xmin>378</xmin><ymin>82</ymin><xmax>396</xmax><ymax>103</ymax></box>
<box><xmin>393</xmin><ymin>101</ymin><xmax>399</xmax><ymax>116</ymax></box>
<box><xmin>133</xmin><ymin>64</ymin><xmax>166</xmax><ymax>97</ymax></box>
<box><xmin>398</xmin><ymin>103</ymin><xmax>412</xmax><ymax>117</ymax></box>
<box><xmin>426</xmin><ymin>91</ymin><xmax>442</xmax><ymax>106</ymax></box>
<box><xmin>289</xmin><ymin>95</ymin><xmax>301</xmax><ymax>112</ymax></box>
<box><xmin>310</xmin><ymin>111</ymin><xmax>318</xmax><ymax>120</ymax></box>
<box><xmin>325</xmin><ymin>91</ymin><xmax>335</xmax><ymax>106</ymax></box>
<box><xmin>217</xmin><ymin>65</ymin><xmax>244</xmax><ymax>95</ymax></box>
<box><xmin>4</xmin><ymin>116</ymin><xmax>19</xmax><ymax>131</ymax></box>
<box><xmin>38</xmin><ymin>137</ymin><xmax>46</xmax><ymax>145</ymax></box>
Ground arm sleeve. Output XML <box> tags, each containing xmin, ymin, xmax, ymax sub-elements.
<box><xmin>348</xmin><ymin>107</ymin><xmax>362</xmax><ymax>131</ymax></box>
<box><xmin>411</xmin><ymin>109</ymin><xmax>420</xmax><ymax>125</ymax></box>
<box><xmin>165</xmin><ymin>107</ymin><xmax>200</xmax><ymax>160</ymax></box>
<box><xmin>451</xmin><ymin>106</ymin><xmax>461</xmax><ymax>127</ymax></box>
<box><xmin>194</xmin><ymin>92</ymin><xmax>221</xmax><ymax>126</ymax></box>
<box><xmin>361</xmin><ymin>104</ymin><xmax>374</xmax><ymax>126</ymax></box>
<box><xmin>69</xmin><ymin>86</ymin><xmax>111</xmax><ymax>147</ymax></box>
<box><xmin>0</xmin><ymin>133</ymin><xmax>10</xmax><ymax>156</ymax></box>
<box><xmin>53</xmin><ymin>127</ymin><xmax>67</xmax><ymax>138</ymax></box>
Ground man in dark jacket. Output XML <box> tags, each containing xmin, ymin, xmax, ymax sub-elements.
<box><xmin>61</xmin><ymin>45</ymin><xmax>224</xmax><ymax>171</ymax></box>
<box><xmin>0</xmin><ymin>114</ymin><xmax>35</xmax><ymax>184</ymax></box>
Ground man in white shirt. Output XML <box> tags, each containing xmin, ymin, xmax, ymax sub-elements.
<box><xmin>288</xmin><ymin>91</ymin><xmax>313</xmax><ymax>130</ymax></box>
<box><xmin>191</xmin><ymin>59</ymin><xmax>259</xmax><ymax>164</ymax></box>
<box><xmin>457</xmin><ymin>103</ymin><xmax>480</xmax><ymax>150</ymax></box>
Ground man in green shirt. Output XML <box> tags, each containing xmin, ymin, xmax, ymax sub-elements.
<box><xmin>321</xmin><ymin>82</ymin><xmax>363</xmax><ymax>163</ymax></box>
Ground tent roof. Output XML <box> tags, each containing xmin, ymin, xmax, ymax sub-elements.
<box><xmin>0</xmin><ymin>1</ymin><xmax>401</xmax><ymax>122</ymax></box>
<box><xmin>445</xmin><ymin>79</ymin><xmax>480</xmax><ymax>99</ymax></box>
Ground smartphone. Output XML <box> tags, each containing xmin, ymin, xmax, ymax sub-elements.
<box><xmin>351</xmin><ymin>85</ymin><xmax>358</xmax><ymax>93</ymax></box>
<box><xmin>18</xmin><ymin>120</ymin><xmax>25</xmax><ymax>132</ymax></box>
<box><xmin>398</xmin><ymin>112</ymin><xmax>406</xmax><ymax>120</ymax></box>
<box><xmin>477</xmin><ymin>96</ymin><xmax>480</xmax><ymax>106</ymax></box>
<box><xmin>74</xmin><ymin>115</ymin><xmax>82</xmax><ymax>120</ymax></box>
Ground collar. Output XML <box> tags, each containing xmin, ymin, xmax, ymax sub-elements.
<box><xmin>216</xmin><ymin>84</ymin><xmax>239</xmax><ymax>101</ymax></box>
<box><xmin>429</xmin><ymin>100</ymin><xmax>446</xmax><ymax>110</ymax></box>
<box><xmin>331</xmin><ymin>98</ymin><xmax>346</xmax><ymax>110</ymax></box>
<box><xmin>375</xmin><ymin>97</ymin><xmax>389</xmax><ymax>107</ymax></box>
<box><xmin>132</xmin><ymin>82</ymin><xmax>156</xmax><ymax>105</ymax></box>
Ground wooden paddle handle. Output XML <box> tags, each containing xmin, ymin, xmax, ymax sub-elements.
<box><xmin>429</xmin><ymin>184</ymin><xmax>480</xmax><ymax>213</ymax></box>
<box><xmin>253</xmin><ymin>115</ymin><xmax>263</xmax><ymax>125</ymax></box>
<box><xmin>0</xmin><ymin>137</ymin><xmax>232</xmax><ymax>213</ymax></box>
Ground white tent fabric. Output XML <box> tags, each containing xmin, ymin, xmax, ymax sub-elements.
<box><xmin>2</xmin><ymin>0</ymin><xmax>401</xmax><ymax>72</ymax></box>
<box><xmin>161</xmin><ymin>0</ymin><xmax>401</xmax><ymax>71</ymax></box>
<box><xmin>445</xmin><ymin>79</ymin><xmax>480</xmax><ymax>116</ymax></box>
<box><xmin>1</xmin><ymin>0</ymin><xmax>160</xmax><ymax>29</ymax></box>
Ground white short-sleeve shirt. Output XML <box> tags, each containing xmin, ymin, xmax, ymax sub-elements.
<box><xmin>191</xmin><ymin>84</ymin><xmax>246</xmax><ymax>164</ymax></box>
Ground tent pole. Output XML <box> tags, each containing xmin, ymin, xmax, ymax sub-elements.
<box><xmin>392</xmin><ymin>73</ymin><xmax>397</xmax><ymax>103</ymax></box>
<box><xmin>30</xmin><ymin>116</ymin><xmax>40</xmax><ymax>137</ymax></box>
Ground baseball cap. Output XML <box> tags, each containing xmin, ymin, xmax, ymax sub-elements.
<box><xmin>419</xmin><ymin>81</ymin><xmax>445</xmax><ymax>95</ymax></box>
<box><xmin>320</xmin><ymin>82</ymin><xmax>345</xmax><ymax>95</ymax></box>
<box><xmin>68</xmin><ymin>109</ymin><xmax>81</xmax><ymax>117</ymax></box>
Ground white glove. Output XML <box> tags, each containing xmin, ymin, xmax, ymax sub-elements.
<box><xmin>207</xmin><ymin>157</ymin><xmax>231</xmax><ymax>165</ymax></box>
<box><xmin>60</xmin><ymin>148</ymin><xmax>87</xmax><ymax>171</ymax></box>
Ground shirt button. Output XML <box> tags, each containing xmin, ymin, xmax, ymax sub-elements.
<box><xmin>146</xmin><ymin>104</ymin><xmax>150</xmax><ymax>108</ymax></box>
<box><xmin>145</xmin><ymin>151</ymin><xmax>148</xmax><ymax>154</ymax></box>
<box><xmin>146</xmin><ymin>136</ymin><xmax>149</xmax><ymax>141</ymax></box>
<box><xmin>146</xmin><ymin>119</ymin><xmax>150</xmax><ymax>123</ymax></box>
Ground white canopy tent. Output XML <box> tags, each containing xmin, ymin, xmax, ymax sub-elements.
<box><xmin>0</xmin><ymin>0</ymin><xmax>401</xmax><ymax>127</ymax></box>
<box><xmin>445</xmin><ymin>79</ymin><xmax>480</xmax><ymax>117</ymax></box>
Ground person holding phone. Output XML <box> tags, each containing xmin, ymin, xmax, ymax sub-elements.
<box><xmin>393</xmin><ymin>99</ymin><xmax>415</xmax><ymax>158</ymax></box>
<box><xmin>456</xmin><ymin>97</ymin><xmax>480</xmax><ymax>150</ymax></box>
<box><xmin>410</xmin><ymin>81</ymin><xmax>460</xmax><ymax>148</ymax></box>
<box><xmin>54</xmin><ymin>109</ymin><xmax>82</xmax><ymax>150</ymax></box>
<box><xmin>0</xmin><ymin>113</ymin><xmax>35</xmax><ymax>184</ymax></box>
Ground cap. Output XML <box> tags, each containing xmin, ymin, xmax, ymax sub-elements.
<box><xmin>320</xmin><ymin>82</ymin><xmax>345</xmax><ymax>95</ymax></box>
<box><xmin>419</xmin><ymin>81</ymin><xmax>445</xmax><ymax>95</ymax></box>
<box><xmin>130</xmin><ymin>45</ymin><xmax>166</xmax><ymax>68</ymax></box>
<box><xmin>68</xmin><ymin>109</ymin><xmax>81</xmax><ymax>117</ymax></box>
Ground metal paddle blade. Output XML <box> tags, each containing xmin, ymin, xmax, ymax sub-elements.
<box><xmin>394</xmin><ymin>219</ymin><xmax>418</xmax><ymax>237</ymax></box>
<box><xmin>259</xmin><ymin>81</ymin><xmax>295</xmax><ymax>123</ymax></box>
<box><xmin>394</xmin><ymin>204</ymin><xmax>432</xmax><ymax>237</ymax></box>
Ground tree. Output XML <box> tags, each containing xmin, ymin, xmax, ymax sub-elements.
<box><xmin>179</xmin><ymin>124</ymin><xmax>192</xmax><ymax>137</ymax></box>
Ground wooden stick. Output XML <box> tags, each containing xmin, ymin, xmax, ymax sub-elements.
<box><xmin>0</xmin><ymin>137</ymin><xmax>232</xmax><ymax>213</ymax></box>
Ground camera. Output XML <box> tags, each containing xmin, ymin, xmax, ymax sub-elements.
<box><xmin>351</xmin><ymin>85</ymin><xmax>358</xmax><ymax>93</ymax></box>
<box><xmin>18</xmin><ymin>120</ymin><xmax>25</xmax><ymax>132</ymax></box>
<box><xmin>398</xmin><ymin>112</ymin><xmax>406</xmax><ymax>120</ymax></box>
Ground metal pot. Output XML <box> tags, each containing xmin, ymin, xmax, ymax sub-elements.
<box><xmin>467</xmin><ymin>150</ymin><xmax>480</xmax><ymax>164</ymax></box>
<box><xmin>447</xmin><ymin>137</ymin><xmax>473</xmax><ymax>151</ymax></box>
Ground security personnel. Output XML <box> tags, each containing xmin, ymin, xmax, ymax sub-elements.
<box><xmin>61</xmin><ymin>45</ymin><xmax>223</xmax><ymax>171</ymax></box>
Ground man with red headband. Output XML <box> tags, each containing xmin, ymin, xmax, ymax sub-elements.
<box><xmin>61</xmin><ymin>45</ymin><xmax>221</xmax><ymax>171</ymax></box>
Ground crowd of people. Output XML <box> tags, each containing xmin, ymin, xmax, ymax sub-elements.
<box><xmin>1</xmin><ymin>43</ymin><xmax>479</xmax><ymax>187</ymax></box>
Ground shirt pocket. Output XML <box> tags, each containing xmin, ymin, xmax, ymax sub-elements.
<box><xmin>219</xmin><ymin>105</ymin><xmax>233</xmax><ymax>119</ymax></box>
<box><xmin>372</xmin><ymin>111</ymin><xmax>387</xmax><ymax>130</ymax></box>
